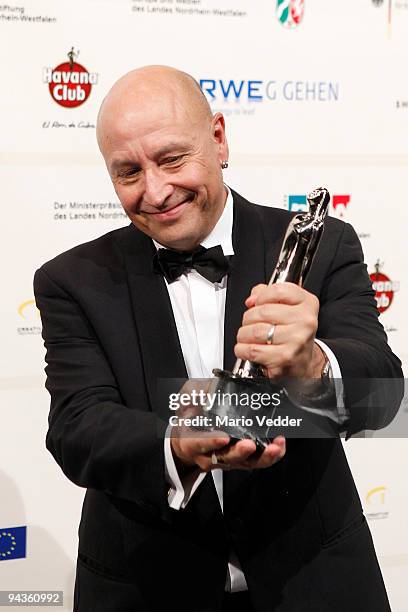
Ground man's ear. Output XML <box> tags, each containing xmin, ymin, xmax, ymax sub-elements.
<box><xmin>212</xmin><ymin>112</ymin><xmax>229</xmax><ymax>163</ymax></box>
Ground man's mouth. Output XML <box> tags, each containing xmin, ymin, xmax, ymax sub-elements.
<box><xmin>143</xmin><ymin>196</ymin><xmax>193</xmax><ymax>220</ymax></box>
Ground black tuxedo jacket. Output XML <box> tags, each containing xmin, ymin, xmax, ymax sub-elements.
<box><xmin>34</xmin><ymin>191</ymin><xmax>402</xmax><ymax>612</ymax></box>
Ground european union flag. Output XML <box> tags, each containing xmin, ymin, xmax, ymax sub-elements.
<box><xmin>0</xmin><ymin>526</ymin><xmax>27</xmax><ymax>561</ymax></box>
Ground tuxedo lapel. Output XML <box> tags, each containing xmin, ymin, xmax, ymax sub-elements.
<box><xmin>224</xmin><ymin>191</ymin><xmax>293</xmax><ymax>372</ymax></box>
<box><xmin>117</xmin><ymin>224</ymin><xmax>187</xmax><ymax>423</ymax></box>
<box><xmin>223</xmin><ymin>191</ymin><xmax>289</xmax><ymax>508</ymax></box>
<box><xmin>223</xmin><ymin>191</ymin><xmax>267</xmax><ymax>371</ymax></box>
<box><xmin>222</xmin><ymin>192</ymin><xmax>267</xmax><ymax>501</ymax></box>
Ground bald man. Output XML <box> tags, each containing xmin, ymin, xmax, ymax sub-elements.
<box><xmin>34</xmin><ymin>66</ymin><xmax>402</xmax><ymax>612</ymax></box>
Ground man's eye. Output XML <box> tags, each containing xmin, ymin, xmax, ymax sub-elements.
<box><xmin>162</xmin><ymin>155</ymin><xmax>184</xmax><ymax>165</ymax></box>
<box><xmin>120</xmin><ymin>168</ymin><xmax>140</xmax><ymax>178</ymax></box>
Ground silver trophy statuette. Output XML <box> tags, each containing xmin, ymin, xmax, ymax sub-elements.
<box><xmin>205</xmin><ymin>187</ymin><xmax>333</xmax><ymax>447</ymax></box>
<box><xmin>231</xmin><ymin>186</ymin><xmax>330</xmax><ymax>379</ymax></box>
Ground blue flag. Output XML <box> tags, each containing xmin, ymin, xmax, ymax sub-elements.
<box><xmin>0</xmin><ymin>526</ymin><xmax>27</xmax><ymax>561</ymax></box>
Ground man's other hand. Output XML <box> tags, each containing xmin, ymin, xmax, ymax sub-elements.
<box><xmin>170</xmin><ymin>433</ymin><xmax>286</xmax><ymax>473</ymax></box>
<box><xmin>234</xmin><ymin>282</ymin><xmax>326</xmax><ymax>379</ymax></box>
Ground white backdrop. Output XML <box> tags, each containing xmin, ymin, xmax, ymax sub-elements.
<box><xmin>1</xmin><ymin>1</ymin><xmax>407</xmax><ymax>609</ymax></box>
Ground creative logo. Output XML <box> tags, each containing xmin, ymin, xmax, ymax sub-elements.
<box><xmin>276</xmin><ymin>0</ymin><xmax>305</xmax><ymax>28</ymax></box>
<box><xmin>369</xmin><ymin>261</ymin><xmax>400</xmax><ymax>314</ymax></box>
<box><xmin>0</xmin><ymin>526</ymin><xmax>27</xmax><ymax>561</ymax></box>
<box><xmin>18</xmin><ymin>299</ymin><xmax>39</xmax><ymax>320</ymax></box>
<box><xmin>17</xmin><ymin>299</ymin><xmax>41</xmax><ymax>336</ymax></box>
<box><xmin>43</xmin><ymin>48</ymin><xmax>98</xmax><ymax>108</ymax></box>
<box><xmin>365</xmin><ymin>486</ymin><xmax>389</xmax><ymax>520</ymax></box>
<box><xmin>366</xmin><ymin>486</ymin><xmax>386</xmax><ymax>504</ymax></box>
<box><xmin>286</xmin><ymin>193</ymin><xmax>350</xmax><ymax>217</ymax></box>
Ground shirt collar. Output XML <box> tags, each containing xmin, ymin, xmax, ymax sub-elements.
<box><xmin>153</xmin><ymin>185</ymin><xmax>234</xmax><ymax>255</ymax></box>
<box><xmin>200</xmin><ymin>185</ymin><xmax>234</xmax><ymax>255</ymax></box>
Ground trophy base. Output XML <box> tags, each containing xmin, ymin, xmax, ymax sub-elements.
<box><xmin>204</xmin><ymin>368</ymin><xmax>339</xmax><ymax>447</ymax></box>
<box><xmin>207</xmin><ymin>368</ymin><xmax>283</xmax><ymax>450</ymax></box>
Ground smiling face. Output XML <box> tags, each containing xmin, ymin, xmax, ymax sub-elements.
<box><xmin>97</xmin><ymin>67</ymin><xmax>229</xmax><ymax>251</ymax></box>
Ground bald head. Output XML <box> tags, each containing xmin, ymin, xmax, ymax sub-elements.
<box><xmin>97</xmin><ymin>65</ymin><xmax>212</xmax><ymax>153</ymax></box>
<box><xmin>96</xmin><ymin>64</ymin><xmax>229</xmax><ymax>251</ymax></box>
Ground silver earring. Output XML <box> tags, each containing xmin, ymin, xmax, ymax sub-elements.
<box><xmin>221</xmin><ymin>160</ymin><xmax>229</xmax><ymax>169</ymax></box>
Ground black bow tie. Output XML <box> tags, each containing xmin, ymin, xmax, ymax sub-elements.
<box><xmin>153</xmin><ymin>244</ymin><xmax>230</xmax><ymax>284</ymax></box>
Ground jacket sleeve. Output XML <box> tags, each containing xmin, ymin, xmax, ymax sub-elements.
<box><xmin>315</xmin><ymin>222</ymin><xmax>404</xmax><ymax>438</ymax></box>
<box><xmin>34</xmin><ymin>266</ymin><xmax>171</xmax><ymax>522</ymax></box>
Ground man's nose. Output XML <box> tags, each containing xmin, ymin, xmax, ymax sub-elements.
<box><xmin>143</xmin><ymin>167</ymin><xmax>173</xmax><ymax>209</ymax></box>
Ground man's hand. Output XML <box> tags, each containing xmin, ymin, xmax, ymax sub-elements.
<box><xmin>171</xmin><ymin>433</ymin><xmax>286</xmax><ymax>474</ymax></box>
<box><xmin>234</xmin><ymin>282</ymin><xmax>326</xmax><ymax>379</ymax></box>
<box><xmin>169</xmin><ymin>378</ymin><xmax>286</xmax><ymax>473</ymax></box>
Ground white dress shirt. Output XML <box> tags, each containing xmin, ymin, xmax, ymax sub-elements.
<box><xmin>158</xmin><ymin>187</ymin><xmax>344</xmax><ymax>592</ymax></box>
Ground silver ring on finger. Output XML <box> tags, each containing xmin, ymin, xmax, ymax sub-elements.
<box><xmin>212</xmin><ymin>452</ymin><xmax>231</xmax><ymax>469</ymax></box>
<box><xmin>216</xmin><ymin>455</ymin><xmax>231</xmax><ymax>469</ymax></box>
<box><xmin>266</xmin><ymin>324</ymin><xmax>276</xmax><ymax>345</ymax></box>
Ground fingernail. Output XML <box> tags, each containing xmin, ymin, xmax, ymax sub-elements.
<box><xmin>217</xmin><ymin>438</ymin><xmax>229</xmax><ymax>445</ymax></box>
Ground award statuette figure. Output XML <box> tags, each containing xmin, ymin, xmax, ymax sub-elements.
<box><xmin>203</xmin><ymin>187</ymin><xmax>335</xmax><ymax>447</ymax></box>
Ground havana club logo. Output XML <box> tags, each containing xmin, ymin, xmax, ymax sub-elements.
<box><xmin>369</xmin><ymin>261</ymin><xmax>400</xmax><ymax>314</ymax></box>
<box><xmin>43</xmin><ymin>48</ymin><xmax>98</xmax><ymax>108</ymax></box>
<box><xmin>276</xmin><ymin>0</ymin><xmax>305</xmax><ymax>28</ymax></box>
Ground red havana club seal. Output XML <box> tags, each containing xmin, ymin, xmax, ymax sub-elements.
<box><xmin>43</xmin><ymin>48</ymin><xmax>98</xmax><ymax>108</ymax></box>
<box><xmin>369</xmin><ymin>260</ymin><xmax>399</xmax><ymax>314</ymax></box>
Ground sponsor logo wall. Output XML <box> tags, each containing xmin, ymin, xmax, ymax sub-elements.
<box><xmin>1</xmin><ymin>1</ymin><xmax>407</xmax><ymax>610</ymax></box>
